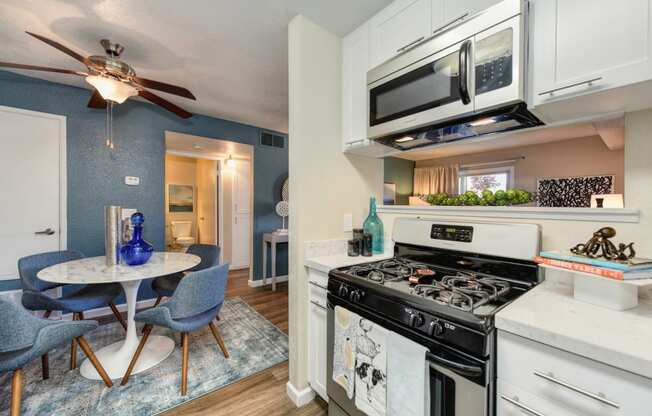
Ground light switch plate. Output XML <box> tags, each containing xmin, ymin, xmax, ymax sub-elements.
<box><xmin>343</xmin><ymin>214</ymin><xmax>353</xmax><ymax>232</ymax></box>
<box><xmin>121</xmin><ymin>208</ymin><xmax>137</xmax><ymax>221</ymax></box>
<box><xmin>125</xmin><ymin>176</ymin><xmax>140</xmax><ymax>186</ymax></box>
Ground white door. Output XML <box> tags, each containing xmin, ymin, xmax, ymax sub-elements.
<box><xmin>532</xmin><ymin>0</ymin><xmax>652</xmax><ymax>106</ymax></box>
<box><xmin>231</xmin><ymin>160</ymin><xmax>251</xmax><ymax>269</ymax></box>
<box><xmin>369</xmin><ymin>0</ymin><xmax>431</xmax><ymax>68</ymax></box>
<box><xmin>0</xmin><ymin>106</ymin><xmax>66</xmax><ymax>281</ymax></box>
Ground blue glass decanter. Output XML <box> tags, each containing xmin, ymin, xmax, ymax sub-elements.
<box><xmin>363</xmin><ymin>197</ymin><xmax>384</xmax><ymax>254</ymax></box>
<box><xmin>120</xmin><ymin>212</ymin><xmax>154</xmax><ymax>266</ymax></box>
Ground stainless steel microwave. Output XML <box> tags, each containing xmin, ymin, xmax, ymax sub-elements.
<box><xmin>367</xmin><ymin>0</ymin><xmax>543</xmax><ymax>151</ymax></box>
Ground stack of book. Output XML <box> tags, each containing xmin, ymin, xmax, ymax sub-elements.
<box><xmin>536</xmin><ymin>251</ymin><xmax>652</xmax><ymax>280</ymax></box>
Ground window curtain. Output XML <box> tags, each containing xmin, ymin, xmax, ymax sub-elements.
<box><xmin>413</xmin><ymin>164</ymin><xmax>459</xmax><ymax>195</ymax></box>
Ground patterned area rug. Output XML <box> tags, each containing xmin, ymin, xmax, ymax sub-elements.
<box><xmin>0</xmin><ymin>298</ymin><xmax>288</xmax><ymax>416</ymax></box>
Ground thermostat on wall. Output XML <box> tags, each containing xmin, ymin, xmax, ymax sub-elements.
<box><xmin>125</xmin><ymin>176</ymin><xmax>140</xmax><ymax>186</ymax></box>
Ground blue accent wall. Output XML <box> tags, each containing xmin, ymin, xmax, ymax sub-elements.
<box><xmin>0</xmin><ymin>70</ymin><xmax>287</xmax><ymax>299</ymax></box>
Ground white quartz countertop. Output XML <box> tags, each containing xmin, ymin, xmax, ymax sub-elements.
<box><xmin>496</xmin><ymin>282</ymin><xmax>652</xmax><ymax>379</ymax></box>
<box><xmin>304</xmin><ymin>252</ymin><xmax>393</xmax><ymax>274</ymax></box>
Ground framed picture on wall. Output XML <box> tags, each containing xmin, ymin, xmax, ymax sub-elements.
<box><xmin>168</xmin><ymin>184</ymin><xmax>194</xmax><ymax>212</ymax></box>
<box><xmin>536</xmin><ymin>175</ymin><xmax>615</xmax><ymax>207</ymax></box>
<box><xmin>383</xmin><ymin>182</ymin><xmax>396</xmax><ymax>205</ymax></box>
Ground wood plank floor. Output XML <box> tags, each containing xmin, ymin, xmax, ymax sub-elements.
<box><xmin>106</xmin><ymin>269</ymin><xmax>327</xmax><ymax>416</ymax></box>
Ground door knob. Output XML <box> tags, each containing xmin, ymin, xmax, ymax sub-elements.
<box><xmin>35</xmin><ymin>228</ymin><xmax>55</xmax><ymax>236</ymax></box>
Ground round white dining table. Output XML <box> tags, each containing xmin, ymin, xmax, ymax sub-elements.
<box><xmin>37</xmin><ymin>252</ymin><xmax>200</xmax><ymax>380</ymax></box>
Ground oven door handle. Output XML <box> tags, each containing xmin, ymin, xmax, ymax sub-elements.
<box><xmin>458</xmin><ymin>39</ymin><xmax>472</xmax><ymax>105</ymax></box>
<box><xmin>426</xmin><ymin>351</ymin><xmax>482</xmax><ymax>377</ymax></box>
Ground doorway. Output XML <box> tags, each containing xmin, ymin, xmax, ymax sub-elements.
<box><xmin>164</xmin><ymin>132</ymin><xmax>253</xmax><ymax>274</ymax></box>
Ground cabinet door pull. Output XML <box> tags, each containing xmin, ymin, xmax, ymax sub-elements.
<box><xmin>433</xmin><ymin>12</ymin><xmax>470</xmax><ymax>35</ymax></box>
<box><xmin>500</xmin><ymin>395</ymin><xmax>546</xmax><ymax>416</ymax></box>
<box><xmin>538</xmin><ymin>77</ymin><xmax>602</xmax><ymax>96</ymax></box>
<box><xmin>309</xmin><ymin>281</ymin><xmax>328</xmax><ymax>290</ymax></box>
<box><xmin>533</xmin><ymin>371</ymin><xmax>620</xmax><ymax>408</ymax></box>
<box><xmin>310</xmin><ymin>300</ymin><xmax>327</xmax><ymax>310</ymax></box>
<box><xmin>396</xmin><ymin>36</ymin><xmax>425</xmax><ymax>53</ymax></box>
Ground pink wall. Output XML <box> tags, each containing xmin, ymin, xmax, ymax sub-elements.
<box><xmin>415</xmin><ymin>135</ymin><xmax>625</xmax><ymax>194</ymax></box>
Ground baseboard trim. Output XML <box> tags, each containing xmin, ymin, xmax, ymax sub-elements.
<box><xmin>61</xmin><ymin>298</ymin><xmax>158</xmax><ymax>321</ymax></box>
<box><xmin>248</xmin><ymin>275</ymin><xmax>289</xmax><ymax>288</ymax></box>
<box><xmin>286</xmin><ymin>381</ymin><xmax>316</xmax><ymax>407</ymax></box>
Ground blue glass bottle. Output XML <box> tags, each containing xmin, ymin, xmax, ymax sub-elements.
<box><xmin>363</xmin><ymin>197</ymin><xmax>384</xmax><ymax>255</ymax></box>
<box><xmin>120</xmin><ymin>212</ymin><xmax>154</xmax><ymax>266</ymax></box>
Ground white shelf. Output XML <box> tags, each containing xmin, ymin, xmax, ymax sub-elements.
<box><xmin>377</xmin><ymin>205</ymin><xmax>640</xmax><ymax>223</ymax></box>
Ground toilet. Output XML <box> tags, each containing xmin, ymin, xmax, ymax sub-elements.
<box><xmin>170</xmin><ymin>221</ymin><xmax>196</xmax><ymax>249</ymax></box>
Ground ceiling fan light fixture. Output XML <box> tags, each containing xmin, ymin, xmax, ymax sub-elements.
<box><xmin>85</xmin><ymin>75</ymin><xmax>137</xmax><ymax>104</ymax></box>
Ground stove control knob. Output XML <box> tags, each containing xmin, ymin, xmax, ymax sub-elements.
<box><xmin>409</xmin><ymin>312</ymin><xmax>425</xmax><ymax>328</ymax></box>
<box><xmin>349</xmin><ymin>290</ymin><xmax>361</xmax><ymax>303</ymax></box>
<box><xmin>338</xmin><ymin>285</ymin><xmax>349</xmax><ymax>298</ymax></box>
<box><xmin>429</xmin><ymin>320</ymin><xmax>444</xmax><ymax>337</ymax></box>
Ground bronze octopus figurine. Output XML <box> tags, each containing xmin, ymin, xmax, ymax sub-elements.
<box><xmin>570</xmin><ymin>227</ymin><xmax>636</xmax><ymax>261</ymax></box>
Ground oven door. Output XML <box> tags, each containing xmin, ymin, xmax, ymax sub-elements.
<box><xmin>367</xmin><ymin>39</ymin><xmax>474</xmax><ymax>141</ymax></box>
<box><xmin>327</xmin><ymin>295</ymin><xmax>489</xmax><ymax>416</ymax></box>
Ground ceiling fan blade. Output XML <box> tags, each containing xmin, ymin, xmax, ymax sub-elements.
<box><xmin>87</xmin><ymin>89</ymin><xmax>107</xmax><ymax>109</ymax></box>
<box><xmin>0</xmin><ymin>61</ymin><xmax>87</xmax><ymax>76</ymax></box>
<box><xmin>25</xmin><ymin>31</ymin><xmax>88</xmax><ymax>66</ymax></box>
<box><xmin>133</xmin><ymin>76</ymin><xmax>196</xmax><ymax>100</ymax></box>
<box><xmin>139</xmin><ymin>90</ymin><xmax>193</xmax><ymax>119</ymax></box>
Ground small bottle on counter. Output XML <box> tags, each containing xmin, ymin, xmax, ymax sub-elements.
<box><xmin>361</xmin><ymin>233</ymin><xmax>373</xmax><ymax>257</ymax></box>
<box><xmin>347</xmin><ymin>239</ymin><xmax>361</xmax><ymax>257</ymax></box>
<box><xmin>363</xmin><ymin>197</ymin><xmax>384</xmax><ymax>254</ymax></box>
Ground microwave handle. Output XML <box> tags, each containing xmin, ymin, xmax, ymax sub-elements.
<box><xmin>458</xmin><ymin>40</ymin><xmax>472</xmax><ymax>105</ymax></box>
<box><xmin>426</xmin><ymin>351</ymin><xmax>482</xmax><ymax>377</ymax></box>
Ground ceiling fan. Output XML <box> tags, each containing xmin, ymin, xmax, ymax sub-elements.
<box><xmin>0</xmin><ymin>32</ymin><xmax>195</xmax><ymax>118</ymax></box>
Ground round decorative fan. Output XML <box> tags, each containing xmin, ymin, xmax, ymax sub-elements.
<box><xmin>281</xmin><ymin>178</ymin><xmax>289</xmax><ymax>202</ymax></box>
<box><xmin>275</xmin><ymin>200</ymin><xmax>289</xmax><ymax>232</ymax></box>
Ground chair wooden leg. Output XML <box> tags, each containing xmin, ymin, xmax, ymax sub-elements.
<box><xmin>181</xmin><ymin>332</ymin><xmax>189</xmax><ymax>396</ymax></box>
<box><xmin>121</xmin><ymin>325</ymin><xmax>153</xmax><ymax>386</ymax></box>
<box><xmin>108</xmin><ymin>302</ymin><xmax>128</xmax><ymax>332</ymax></box>
<box><xmin>141</xmin><ymin>297</ymin><xmax>163</xmax><ymax>334</ymax></box>
<box><xmin>41</xmin><ymin>353</ymin><xmax>49</xmax><ymax>380</ymax></box>
<box><xmin>76</xmin><ymin>336</ymin><xmax>113</xmax><ymax>387</ymax></box>
<box><xmin>10</xmin><ymin>369</ymin><xmax>23</xmax><ymax>416</ymax></box>
<box><xmin>208</xmin><ymin>321</ymin><xmax>229</xmax><ymax>358</ymax></box>
<box><xmin>70</xmin><ymin>313</ymin><xmax>80</xmax><ymax>370</ymax></box>
<box><xmin>43</xmin><ymin>310</ymin><xmax>52</xmax><ymax>319</ymax></box>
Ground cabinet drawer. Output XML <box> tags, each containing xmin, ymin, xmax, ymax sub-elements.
<box><xmin>498</xmin><ymin>330</ymin><xmax>652</xmax><ymax>415</ymax></box>
<box><xmin>309</xmin><ymin>281</ymin><xmax>327</xmax><ymax>308</ymax></box>
<box><xmin>498</xmin><ymin>379</ymin><xmax>575</xmax><ymax>416</ymax></box>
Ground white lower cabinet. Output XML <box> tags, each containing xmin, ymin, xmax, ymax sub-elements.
<box><xmin>308</xmin><ymin>269</ymin><xmax>329</xmax><ymax>401</ymax></box>
<box><xmin>498</xmin><ymin>330</ymin><xmax>652</xmax><ymax>416</ymax></box>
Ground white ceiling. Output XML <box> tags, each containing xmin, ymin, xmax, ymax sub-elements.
<box><xmin>165</xmin><ymin>131</ymin><xmax>252</xmax><ymax>160</ymax></box>
<box><xmin>396</xmin><ymin>120</ymin><xmax>625</xmax><ymax>161</ymax></box>
<box><xmin>0</xmin><ymin>0</ymin><xmax>392</xmax><ymax>133</ymax></box>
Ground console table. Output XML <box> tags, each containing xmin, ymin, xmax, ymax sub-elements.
<box><xmin>262</xmin><ymin>232</ymin><xmax>288</xmax><ymax>291</ymax></box>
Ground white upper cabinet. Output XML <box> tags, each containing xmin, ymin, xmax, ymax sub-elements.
<box><xmin>342</xmin><ymin>23</ymin><xmax>370</xmax><ymax>147</ymax></box>
<box><xmin>431</xmin><ymin>0</ymin><xmax>502</xmax><ymax>34</ymax></box>
<box><xmin>369</xmin><ymin>0</ymin><xmax>432</xmax><ymax>69</ymax></box>
<box><xmin>531</xmin><ymin>0</ymin><xmax>652</xmax><ymax>106</ymax></box>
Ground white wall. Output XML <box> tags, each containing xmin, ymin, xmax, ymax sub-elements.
<box><xmin>379</xmin><ymin>110</ymin><xmax>652</xmax><ymax>258</ymax></box>
<box><xmin>287</xmin><ymin>15</ymin><xmax>384</xmax><ymax>398</ymax></box>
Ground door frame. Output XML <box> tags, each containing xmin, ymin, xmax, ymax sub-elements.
<box><xmin>0</xmin><ymin>105</ymin><xmax>67</xmax><ymax>280</ymax></box>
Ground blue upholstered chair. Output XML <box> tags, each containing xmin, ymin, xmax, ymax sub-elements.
<box><xmin>0</xmin><ymin>299</ymin><xmax>112</xmax><ymax>416</ymax></box>
<box><xmin>18</xmin><ymin>250</ymin><xmax>127</xmax><ymax>373</ymax></box>
<box><xmin>122</xmin><ymin>263</ymin><xmax>230</xmax><ymax>395</ymax></box>
<box><xmin>150</xmin><ymin>244</ymin><xmax>220</xmax><ymax>304</ymax></box>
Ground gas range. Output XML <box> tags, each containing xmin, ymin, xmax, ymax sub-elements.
<box><xmin>327</xmin><ymin>218</ymin><xmax>541</xmax><ymax>359</ymax></box>
<box><xmin>326</xmin><ymin>218</ymin><xmax>541</xmax><ymax>416</ymax></box>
